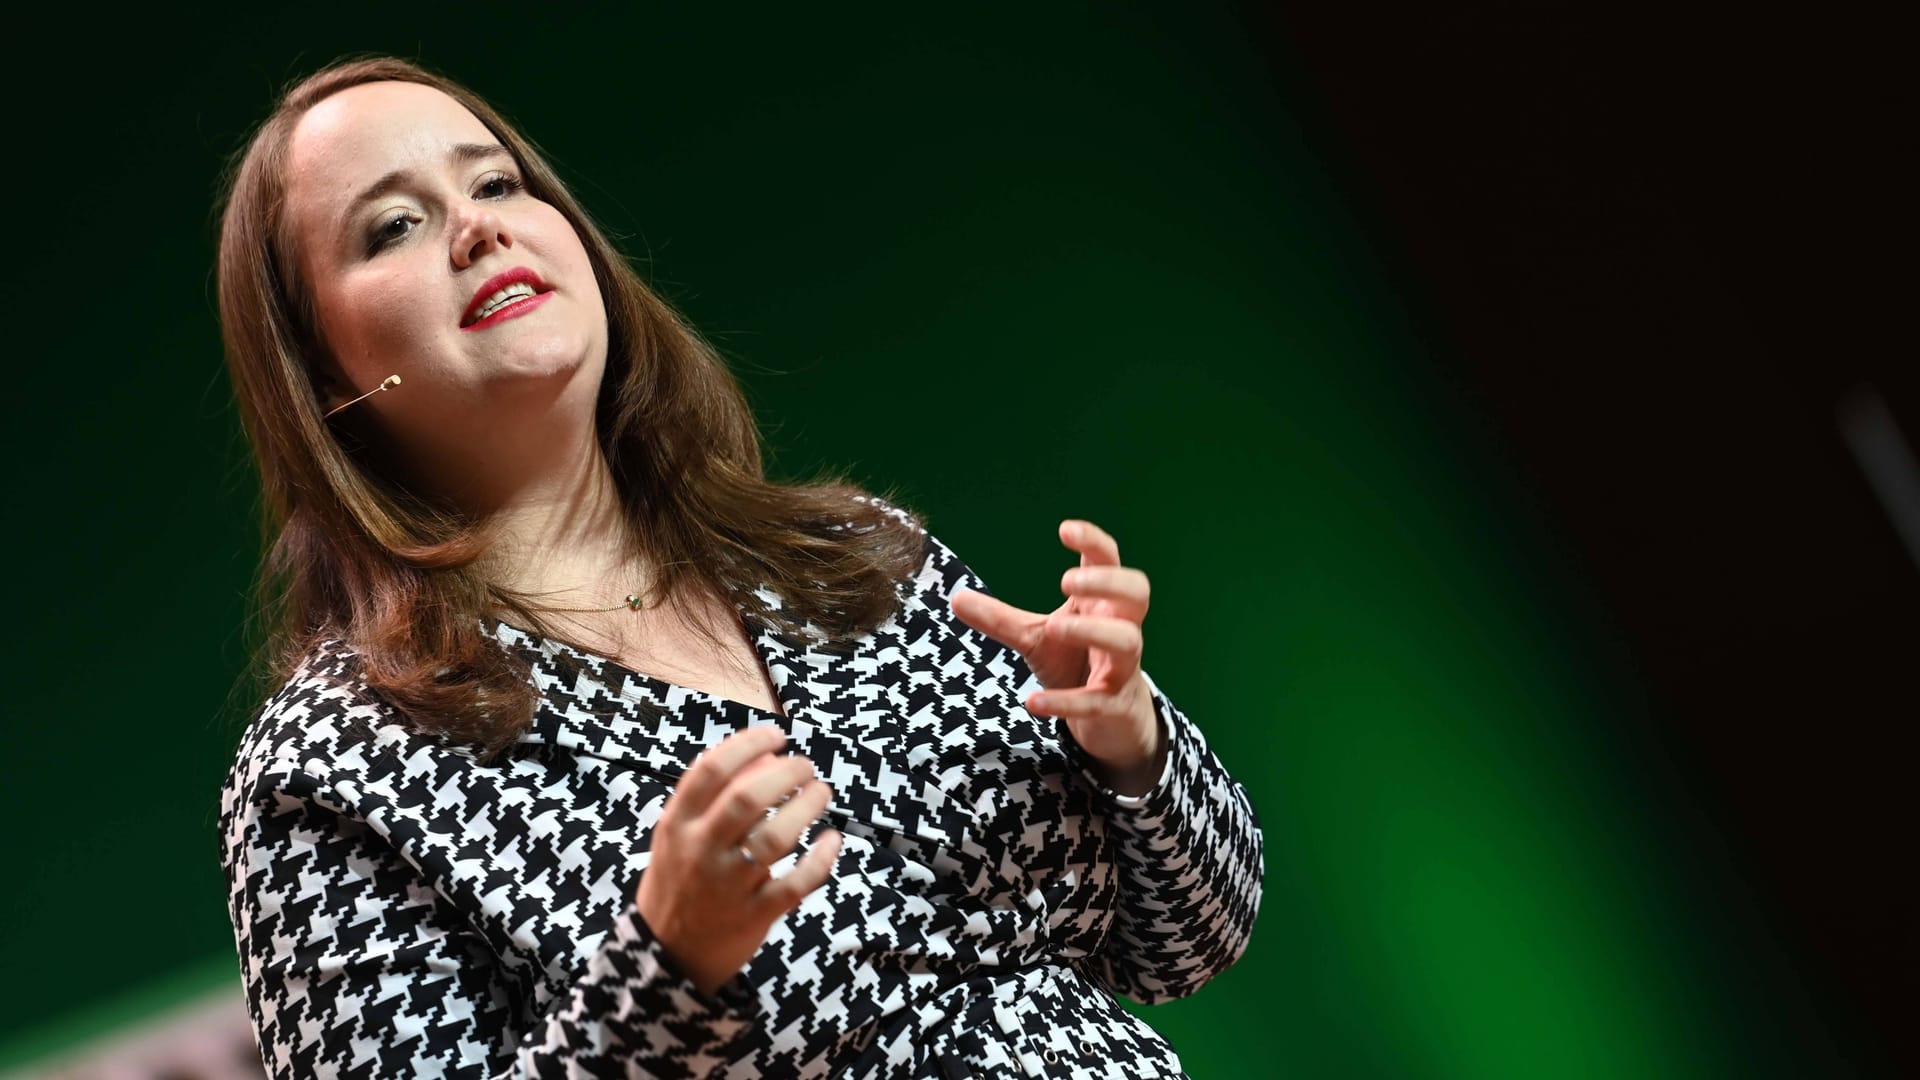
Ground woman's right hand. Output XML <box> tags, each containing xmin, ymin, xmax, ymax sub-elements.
<box><xmin>635</xmin><ymin>724</ymin><xmax>843</xmax><ymax>997</ymax></box>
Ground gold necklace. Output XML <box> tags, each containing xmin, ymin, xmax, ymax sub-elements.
<box><xmin>579</xmin><ymin>593</ymin><xmax>646</xmax><ymax>613</ymax></box>
<box><xmin>527</xmin><ymin>590</ymin><xmax>648</xmax><ymax>616</ymax></box>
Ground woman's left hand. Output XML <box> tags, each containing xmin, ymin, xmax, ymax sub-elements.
<box><xmin>949</xmin><ymin>519</ymin><xmax>1167</xmax><ymax>795</ymax></box>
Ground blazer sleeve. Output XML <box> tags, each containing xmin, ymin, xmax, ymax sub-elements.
<box><xmin>1060</xmin><ymin>670</ymin><xmax>1266</xmax><ymax>1004</ymax></box>
<box><xmin>925</xmin><ymin>530</ymin><xmax>1266</xmax><ymax>1005</ymax></box>
<box><xmin>220</xmin><ymin>740</ymin><xmax>760</xmax><ymax>1078</ymax></box>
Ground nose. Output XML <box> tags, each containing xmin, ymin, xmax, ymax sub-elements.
<box><xmin>450</xmin><ymin>203</ymin><xmax>513</xmax><ymax>269</ymax></box>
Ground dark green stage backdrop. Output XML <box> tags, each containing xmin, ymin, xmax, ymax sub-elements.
<box><xmin>0</xmin><ymin>4</ymin><xmax>1815</xmax><ymax>1077</ymax></box>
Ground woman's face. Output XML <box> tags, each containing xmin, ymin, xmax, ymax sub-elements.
<box><xmin>282</xmin><ymin>80</ymin><xmax>607</xmax><ymax>473</ymax></box>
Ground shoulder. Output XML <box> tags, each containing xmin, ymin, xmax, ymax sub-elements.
<box><xmin>848</xmin><ymin>491</ymin><xmax>925</xmax><ymax>532</ymax></box>
<box><xmin>223</xmin><ymin>638</ymin><xmax>444</xmax><ymax>797</ymax></box>
<box><xmin>839</xmin><ymin>491</ymin><xmax>955</xmax><ymax>593</ymax></box>
<box><xmin>850</xmin><ymin>492</ymin><xmax>992</xmax><ymax>563</ymax></box>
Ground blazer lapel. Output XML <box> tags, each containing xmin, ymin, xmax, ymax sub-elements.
<box><xmin>745</xmin><ymin>589</ymin><xmax>986</xmax><ymax>851</ymax></box>
<box><xmin>490</xmin><ymin>593</ymin><xmax>977</xmax><ymax>853</ymax></box>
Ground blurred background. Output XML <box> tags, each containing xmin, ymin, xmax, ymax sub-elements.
<box><xmin>2</xmin><ymin>4</ymin><xmax>1903</xmax><ymax>1077</ymax></box>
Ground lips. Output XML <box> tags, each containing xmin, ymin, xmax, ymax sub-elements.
<box><xmin>460</xmin><ymin>266</ymin><xmax>551</xmax><ymax>328</ymax></box>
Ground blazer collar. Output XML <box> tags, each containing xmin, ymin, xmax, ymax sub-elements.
<box><xmin>483</xmin><ymin>586</ymin><xmax>976</xmax><ymax>850</ymax></box>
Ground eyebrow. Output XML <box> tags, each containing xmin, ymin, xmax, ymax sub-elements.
<box><xmin>341</xmin><ymin>142</ymin><xmax>517</xmax><ymax>227</ymax></box>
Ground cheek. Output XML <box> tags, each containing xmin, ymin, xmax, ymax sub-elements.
<box><xmin>322</xmin><ymin>272</ymin><xmax>443</xmax><ymax>370</ymax></box>
<box><xmin>533</xmin><ymin>209</ymin><xmax>600</xmax><ymax>298</ymax></box>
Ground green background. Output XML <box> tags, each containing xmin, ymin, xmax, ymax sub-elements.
<box><xmin>0</xmin><ymin>4</ymin><xmax>1843</xmax><ymax>1076</ymax></box>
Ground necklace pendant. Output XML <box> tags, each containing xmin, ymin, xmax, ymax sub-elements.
<box><xmin>624</xmin><ymin>593</ymin><xmax>643</xmax><ymax>610</ymax></box>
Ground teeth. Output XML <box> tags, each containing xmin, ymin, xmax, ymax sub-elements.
<box><xmin>470</xmin><ymin>282</ymin><xmax>538</xmax><ymax>323</ymax></box>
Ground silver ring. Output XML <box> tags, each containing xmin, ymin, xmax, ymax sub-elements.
<box><xmin>737</xmin><ymin>840</ymin><xmax>757</xmax><ymax>866</ymax></box>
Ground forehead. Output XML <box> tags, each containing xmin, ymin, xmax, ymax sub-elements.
<box><xmin>285</xmin><ymin>81</ymin><xmax>495</xmax><ymax>229</ymax></box>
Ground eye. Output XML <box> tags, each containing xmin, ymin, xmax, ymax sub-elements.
<box><xmin>366</xmin><ymin>212</ymin><xmax>418</xmax><ymax>255</ymax></box>
<box><xmin>360</xmin><ymin>171</ymin><xmax>522</xmax><ymax>255</ymax></box>
<box><xmin>476</xmin><ymin>170</ymin><xmax>525</xmax><ymax>200</ymax></box>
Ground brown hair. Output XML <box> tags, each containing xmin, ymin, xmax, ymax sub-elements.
<box><xmin>215</xmin><ymin>54</ymin><xmax>927</xmax><ymax>760</ymax></box>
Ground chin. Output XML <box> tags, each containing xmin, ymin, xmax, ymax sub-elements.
<box><xmin>492</xmin><ymin>350</ymin><xmax>602</xmax><ymax>406</ymax></box>
<box><xmin>491</xmin><ymin>330</ymin><xmax>587</xmax><ymax>373</ymax></box>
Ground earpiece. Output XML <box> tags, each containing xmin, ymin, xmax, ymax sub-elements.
<box><xmin>323</xmin><ymin>374</ymin><xmax>402</xmax><ymax>420</ymax></box>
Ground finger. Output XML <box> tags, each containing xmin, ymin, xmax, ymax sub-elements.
<box><xmin>674</xmin><ymin>724</ymin><xmax>787</xmax><ymax>818</ymax></box>
<box><xmin>749</xmin><ymin>779</ymin><xmax>834</xmax><ymax>863</ymax></box>
<box><xmin>703</xmin><ymin>753</ymin><xmax>817</xmax><ymax>846</ymax></box>
<box><xmin>1061</xmin><ymin>519</ymin><xmax>1121</xmax><ymax>568</ymax></box>
<box><xmin>1024</xmin><ymin>686</ymin><xmax>1133</xmax><ymax>720</ymax></box>
<box><xmin>1060</xmin><ymin>565</ymin><xmax>1150</xmax><ymax>617</ymax></box>
<box><xmin>1045</xmin><ymin>613</ymin><xmax>1143</xmax><ymax>658</ymax></box>
<box><xmin>949</xmin><ymin>587</ymin><xmax>1047</xmax><ymax>653</ymax></box>
<box><xmin>752</xmin><ymin>827</ymin><xmax>842</xmax><ymax>918</ymax></box>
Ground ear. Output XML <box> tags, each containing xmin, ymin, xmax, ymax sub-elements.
<box><xmin>310</xmin><ymin>357</ymin><xmax>354</xmax><ymax>415</ymax></box>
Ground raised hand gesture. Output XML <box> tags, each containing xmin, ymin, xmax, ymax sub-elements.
<box><xmin>949</xmin><ymin>519</ymin><xmax>1168</xmax><ymax>796</ymax></box>
<box><xmin>637</xmin><ymin>726</ymin><xmax>841</xmax><ymax>996</ymax></box>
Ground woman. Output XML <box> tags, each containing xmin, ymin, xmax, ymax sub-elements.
<box><xmin>216</xmin><ymin>54</ymin><xmax>1264</xmax><ymax>1078</ymax></box>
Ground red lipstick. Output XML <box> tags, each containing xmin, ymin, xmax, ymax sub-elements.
<box><xmin>462</xmin><ymin>290</ymin><xmax>553</xmax><ymax>332</ymax></box>
<box><xmin>459</xmin><ymin>266</ymin><xmax>551</xmax><ymax>330</ymax></box>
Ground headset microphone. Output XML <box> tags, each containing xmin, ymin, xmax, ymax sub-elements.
<box><xmin>324</xmin><ymin>374</ymin><xmax>402</xmax><ymax>419</ymax></box>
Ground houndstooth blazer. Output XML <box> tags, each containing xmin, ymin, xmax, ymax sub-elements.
<box><xmin>218</xmin><ymin>519</ymin><xmax>1265</xmax><ymax>1078</ymax></box>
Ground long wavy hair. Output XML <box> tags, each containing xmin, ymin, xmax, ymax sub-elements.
<box><xmin>215</xmin><ymin>54</ymin><xmax>927</xmax><ymax>760</ymax></box>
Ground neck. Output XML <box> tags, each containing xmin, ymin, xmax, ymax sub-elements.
<box><xmin>452</xmin><ymin>423</ymin><xmax>648</xmax><ymax>609</ymax></box>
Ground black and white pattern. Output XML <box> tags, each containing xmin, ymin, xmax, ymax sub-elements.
<box><xmin>219</xmin><ymin>522</ymin><xmax>1265</xmax><ymax>1078</ymax></box>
